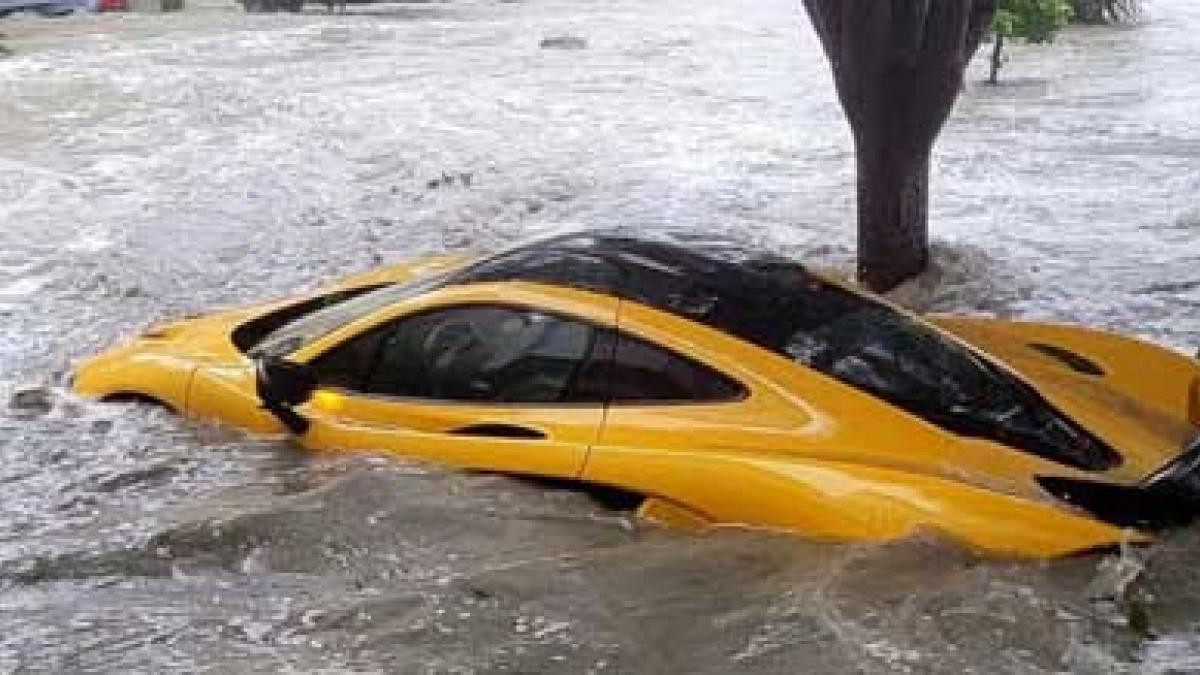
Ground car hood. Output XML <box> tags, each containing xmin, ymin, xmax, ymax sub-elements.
<box><xmin>132</xmin><ymin>307</ymin><xmax>262</xmax><ymax>365</ymax></box>
<box><xmin>932</xmin><ymin>316</ymin><xmax>1200</xmax><ymax>482</ymax></box>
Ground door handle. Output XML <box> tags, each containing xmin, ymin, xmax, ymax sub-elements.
<box><xmin>448</xmin><ymin>423</ymin><xmax>546</xmax><ymax>440</ymax></box>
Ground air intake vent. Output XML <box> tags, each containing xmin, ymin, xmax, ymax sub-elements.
<box><xmin>1036</xmin><ymin>476</ymin><xmax>1196</xmax><ymax>530</ymax></box>
<box><xmin>1028</xmin><ymin>343</ymin><xmax>1105</xmax><ymax>377</ymax></box>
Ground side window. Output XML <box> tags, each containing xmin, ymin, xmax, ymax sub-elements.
<box><xmin>606</xmin><ymin>332</ymin><xmax>745</xmax><ymax>403</ymax></box>
<box><xmin>311</xmin><ymin>306</ymin><xmax>598</xmax><ymax>404</ymax></box>
<box><xmin>308</xmin><ymin>323</ymin><xmax>387</xmax><ymax>391</ymax></box>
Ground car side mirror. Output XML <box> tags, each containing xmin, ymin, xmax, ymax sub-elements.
<box><xmin>255</xmin><ymin>358</ymin><xmax>317</xmax><ymax>434</ymax></box>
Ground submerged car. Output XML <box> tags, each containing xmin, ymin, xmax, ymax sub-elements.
<box><xmin>74</xmin><ymin>232</ymin><xmax>1200</xmax><ymax>557</ymax></box>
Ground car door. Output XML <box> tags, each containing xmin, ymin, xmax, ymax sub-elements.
<box><xmin>583</xmin><ymin>328</ymin><xmax>759</xmax><ymax>458</ymax></box>
<box><xmin>294</xmin><ymin>301</ymin><xmax>614</xmax><ymax>479</ymax></box>
<box><xmin>579</xmin><ymin>305</ymin><xmax>820</xmax><ymax>517</ymax></box>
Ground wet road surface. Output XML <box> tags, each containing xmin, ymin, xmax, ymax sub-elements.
<box><xmin>2</xmin><ymin>0</ymin><xmax>1200</xmax><ymax>671</ymax></box>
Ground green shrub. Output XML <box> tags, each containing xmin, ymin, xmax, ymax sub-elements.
<box><xmin>989</xmin><ymin>0</ymin><xmax>1073</xmax><ymax>82</ymax></box>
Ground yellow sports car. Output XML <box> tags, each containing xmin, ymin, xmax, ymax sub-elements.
<box><xmin>73</xmin><ymin>232</ymin><xmax>1200</xmax><ymax>557</ymax></box>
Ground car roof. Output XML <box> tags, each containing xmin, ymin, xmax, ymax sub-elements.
<box><xmin>446</xmin><ymin>230</ymin><xmax>834</xmax><ymax>354</ymax></box>
<box><xmin>452</xmin><ymin>229</ymin><xmax>805</xmax><ymax>288</ymax></box>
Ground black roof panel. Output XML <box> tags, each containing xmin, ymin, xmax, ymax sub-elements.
<box><xmin>448</xmin><ymin>230</ymin><xmax>829</xmax><ymax>352</ymax></box>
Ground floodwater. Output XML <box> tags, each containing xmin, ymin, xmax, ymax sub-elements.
<box><xmin>1</xmin><ymin>0</ymin><xmax>1199</xmax><ymax>671</ymax></box>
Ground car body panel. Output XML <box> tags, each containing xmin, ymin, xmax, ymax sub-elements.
<box><xmin>181</xmin><ymin>280</ymin><xmax>620</xmax><ymax>477</ymax></box>
<box><xmin>584</xmin><ymin>297</ymin><xmax>1156</xmax><ymax>556</ymax></box>
<box><xmin>72</xmin><ymin>343</ymin><xmax>196</xmax><ymax>412</ymax></box>
<box><xmin>601</xmin><ymin>299</ymin><xmax>1137</xmax><ymax>499</ymax></box>
<box><xmin>187</xmin><ymin>364</ymin><xmax>281</xmax><ymax>433</ymax></box>
<box><xmin>932</xmin><ymin>316</ymin><xmax>1200</xmax><ymax>481</ymax></box>
<box><xmin>298</xmin><ymin>394</ymin><xmax>600</xmax><ymax>478</ymax></box>
<box><xmin>72</xmin><ymin>242</ymin><xmax>1200</xmax><ymax>557</ymax></box>
<box><xmin>75</xmin><ymin>252</ymin><xmax>468</xmax><ymax>417</ymax></box>
<box><xmin>286</xmin><ymin>282</ymin><xmax>620</xmax><ymax>478</ymax></box>
<box><xmin>589</xmin><ymin>449</ymin><xmax>1146</xmax><ymax>557</ymax></box>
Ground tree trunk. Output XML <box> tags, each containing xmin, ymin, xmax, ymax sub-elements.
<box><xmin>1072</xmin><ymin>0</ymin><xmax>1106</xmax><ymax>23</ymax></box>
<box><xmin>857</xmin><ymin>146</ymin><xmax>930</xmax><ymax>290</ymax></box>
<box><xmin>802</xmin><ymin>0</ymin><xmax>997</xmax><ymax>291</ymax></box>
<box><xmin>1073</xmin><ymin>0</ymin><xmax>1138</xmax><ymax>23</ymax></box>
<box><xmin>989</xmin><ymin>33</ymin><xmax>1004</xmax><ymax>84</ymax></box>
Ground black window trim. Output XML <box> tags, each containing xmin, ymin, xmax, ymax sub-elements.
<box><xmin>306</xmin><ymin>300</ymin><xmax>750</xmax><ymax>408</ymax></box>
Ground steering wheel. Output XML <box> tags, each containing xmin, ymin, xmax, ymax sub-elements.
<box><xmin>480</xmin><ymin>314</ymin><xmax>549</xmax><ymax>373</ymax></box>
<box><xmin>421</xmin><ymin>319</ymin><xmax>488</xmax><ymax>397</ymax></box>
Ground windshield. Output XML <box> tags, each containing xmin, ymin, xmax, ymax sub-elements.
<box><xmin>249</xmin><ymin>274</ymin><xmax>448</xmax><ymax>360</ymax></box>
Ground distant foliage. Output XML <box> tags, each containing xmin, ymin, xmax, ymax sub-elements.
<box><xmin>988</xmin><ymin>0</ymin><xmax>1073</xmax><ymax>83</ymax></box>
<box><xmin>1071</xmin><ymin>0</ymin><xmax>1140</xmax><ymax>23</ymax></box>
<box><xmin>994</xmin><ymin>0</ymin><xmax>1073</xmax><ymax>43</ymax></box>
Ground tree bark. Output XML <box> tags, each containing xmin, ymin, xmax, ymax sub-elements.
<box><xmin>989</xmin><ymin>33</ymin><xmax>1003</xmax><ymax>84</ymax></box>
<box><xmin>802</xmin><ymin>0</ymin><xmax>997</xmax><ymax>291</ymax></box>
<box><xmin>857</xmin><ymin>146</ymin><xmax>930</xmax><ymax>289</ymax></box>
<box><xmin>1072</xmin><ymin>0</ymin><xmax>1138</xmax><ymax>24</ymax></box>
<box><xmin>1072</xmin><ymin>0</ymin><xmax>1107</xmax><ymax>23</ymax></box>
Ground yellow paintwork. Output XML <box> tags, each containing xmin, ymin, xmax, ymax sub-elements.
<box><xmin>73</xmin><ymin>253</ymin><xmax>1200</xmax><ymax>557</ymax></box>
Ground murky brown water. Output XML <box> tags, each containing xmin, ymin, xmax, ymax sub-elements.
<box><xmin>2</xmin><ymin>0</ymin><xmax>1199</xmax><ymax>671</ymax></box>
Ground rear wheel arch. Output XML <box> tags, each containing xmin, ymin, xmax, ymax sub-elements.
<box><xmin>100</xmin><ymin>392</ymin><xmax>176</xmax><ymax>413</ymax></box>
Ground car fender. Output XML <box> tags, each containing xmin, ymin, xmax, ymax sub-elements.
<box><xmin>72</xmin><ymin>345</ymin><xmax>196</xmax><ymax>413</ymax></box>
<box><xmin>931</xmin><ymin>316</ymin><xmax>1200</xmax><ymax>421</ymax></box>
<box><xmin>186</xmin><ymin>364</ymin><xmax>285</xmax><ymax>434</ymax></box>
